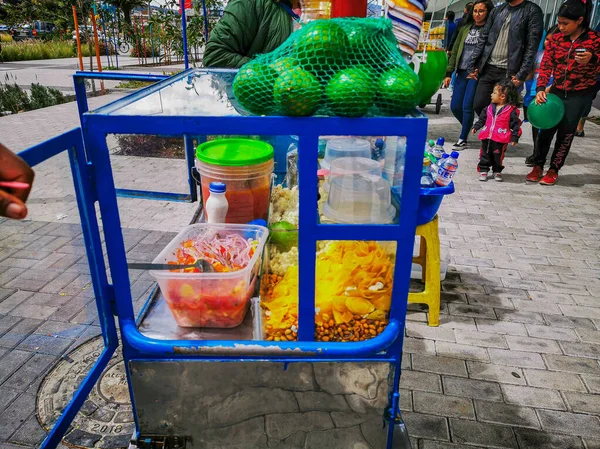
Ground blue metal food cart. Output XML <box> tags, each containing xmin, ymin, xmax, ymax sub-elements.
<box><xmin>19</xmin><ymin>68</ymin><xmax>427</xmax><ymax>449</ymax></box>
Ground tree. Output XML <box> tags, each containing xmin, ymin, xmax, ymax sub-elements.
<box><xmin>106</xmin><ymin>0</ymin><xmax>148</xmax><ymax>28</ymax></box>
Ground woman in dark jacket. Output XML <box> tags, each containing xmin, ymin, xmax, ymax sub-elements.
<box><xmin>443</xmin><ymin>0</ymin><xmax>494</xmax><ymax>149</ymax></box>
<box><xmin>203</xmin><ymin>0</ymin><xmax>300</xmax><ymax>68</ymax></box>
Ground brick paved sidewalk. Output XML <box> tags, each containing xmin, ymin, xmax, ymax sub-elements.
<box><xmin>0</xmin><ymin>93</ymin><xmax>599</xmax><ymax>448</ymax></box>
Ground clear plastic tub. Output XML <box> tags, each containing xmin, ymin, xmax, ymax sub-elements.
<box><xmin>323</xmin><ymin>174</ymin><xmax>396</xmax><ymax>224</ymax></box>
<box><xmin>196</xmin><ymin>139</ymin><xmax>274</xmax><ymax>224</ymax></box>
<box><xmin>150</xmin><ymin>224</ymin><xmax>269</xmax><ymax>328</ymax></box>
<box><xmin>329</xmin><ymin>157</ymin><xmax>382</xmax><ymax>179</ymax></box>
<box><xmin>321</xmin><ymin>138</ymin><xmax>371</xmax><ymax>170</ymax></box>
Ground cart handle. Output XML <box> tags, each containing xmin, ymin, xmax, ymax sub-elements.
<box><xmin>121</xmin><ymin>318</ymin><xmax>403</xmax><ymax>358</ymax></box>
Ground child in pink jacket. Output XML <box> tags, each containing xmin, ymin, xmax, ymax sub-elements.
<box><xmin>472</xmin><ymin>80</ymin><xmax>522</xmax><ymax>182</ymax></box>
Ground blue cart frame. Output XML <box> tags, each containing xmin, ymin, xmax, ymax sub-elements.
<box><xmin>20</xmin><ymin>68</ymin><xmax>428</xmax><ymax>449</ymax></box>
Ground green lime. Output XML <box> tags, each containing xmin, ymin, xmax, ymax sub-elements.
<box><xmin>269</xmin><ymin>221</ymin><xmax>298</xmax><ymax>251</ymax></box>
<box><xmin>233</xmin><ymin>63</ymin><xmax>278</xmax><ymax>115</ymax></box>
<box><xmin>274</xmin><ymin>67</ymin><xmax>322</xmax><ymax>116</ymax></box>
<box><xmin>270</xmin><ymin>57</ymin><xmax>299</xmax><ymax>76</ymax></box>
<box><xmin>295</xmin><ymin>21</ymin><xmax>349</xmax><ymax>80</ymax></box>
<box><xmin>375</xmin><ymin>66</ymin><xmax>422</xmax><ymax>116</ymax></box>
<box><xmin>325</xmin><ymin>67</ymin><xmax>375</xmax><ymax>117</ymax></box>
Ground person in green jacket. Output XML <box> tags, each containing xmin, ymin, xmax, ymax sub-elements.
<box><xmin>203</xmin><ymin>0</ymin><xmax>300</xmax><ymax>68</ymax></box>
<box><xmin>442</xmin><ymin>0</ymin><xmax>494</xmax><ymax>149</ymax></box>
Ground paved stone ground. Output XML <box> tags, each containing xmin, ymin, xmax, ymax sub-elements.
<box><xmin>0</xmin><ymin>89</ymin><xmax>599</xmax><ymax>448</ymax></box>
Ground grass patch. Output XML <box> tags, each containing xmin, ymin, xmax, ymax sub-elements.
<box><xmin>0</xmin><ymin>33</ymin><xmax>12</xmax><ymax>43</ymax></box>
<box><xmin>0</xmin><ymin>39</ymin><xmax>115</xmax><ymax>62</ymax></box>
<box><xmin>115</xmin><ymin>80</ymin><xmax>156</xmax><ymax>89</ymax></box>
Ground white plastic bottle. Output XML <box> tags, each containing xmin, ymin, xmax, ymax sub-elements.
<box><xmin>436</xmin><ymin>151</ymin><xmax>459</xmax><ymax>187</ymax></box>
<box><xmin>206</xmin><ymin>182</ymin><xmax>229</xmax><ymax>224</ymax></box>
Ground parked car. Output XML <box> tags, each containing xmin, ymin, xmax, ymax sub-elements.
<box><xmin>0</xmin><ymin>25</ymin><xmax>9</xmax><ymax>33</ymax></box>
<box><xmin>32</xmin><ymin>21</ymin><xmax>55</xmax><ymax>37</ymax></box>
<box><xmin>11</xmin><ymin>25</ymin><xmax>31</xmax><ymax>40</ymax></box>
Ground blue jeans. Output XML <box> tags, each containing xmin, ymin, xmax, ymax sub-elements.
<box><xmin>450</xmin><ymin>70</ymin><xmax>478</xmax><ymax>141</ymax></box>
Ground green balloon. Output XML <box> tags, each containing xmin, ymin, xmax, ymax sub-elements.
<box><xmin>415</xmin><ymin>50</ymin><xmax>448</xmax><ymax>104</ymax></box>
<box><xmin>527</xmin><ymin>93</ymin><xmax>565</xmax><ymax>129</ymax></box>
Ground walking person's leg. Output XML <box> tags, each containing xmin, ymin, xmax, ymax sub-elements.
<box><xmin>523</xmin><ymin>106</ymin><xmax>539</xmax><ymax>166</ymax></box>
<box><xmin>473</xmin><ymin>66</ymin><xmax>506</xmax><ymax>116</ymax></box>
<box><xmin>450</xmin><ymin>71</ymin><xmax>467</xmax><ymax>124</ymax></box>
<box><xmin>460</xmin><ymin>78</ymin><xmax>478</xmax><ymax>143</ymax></box>
<box><xmin>491</xmin><ymin>141</ymin><xmax>508</xmax><ymax>181</ymax></box>
<box><xmin>477</xmin><ymin>139</ymin><xmax>493</xmax><ymax>180</ymax></box>
<box><xmin>528</xmin><ymin>125</ymin><xmax>558</xmax><ymax>182</ymax></box>
<box><xmin>542</xmin><ymin>96</ymin><xmax>593</xmax><ymax>185</ymax></box>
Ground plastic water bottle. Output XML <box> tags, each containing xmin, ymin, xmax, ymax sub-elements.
<box><xmin>206</xmin><ymin>182</ymin><xmax>229</xmax><ymax>223</ymax></box>
<box><xmin>421</xmin><ymin>159</ymin><xmax>435</xmax><ymax>187</ymax></box>
<box><xmin>286</xmin><ymin>136</ymin><xmax>299</xmax><ymax>188</ymax></box>
<box><xmin>432</xmin><ymin>137</ymin><xmax>446</xmax><ymax>159</ymax></box>
<box><xmin>436</xmin><ymin>151</ymin><xmax>459</xmax><ymax>187</ymax></box>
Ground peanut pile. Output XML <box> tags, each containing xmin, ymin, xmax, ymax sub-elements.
<box><xmin>315</xmin><ymin>314</ymin><xmax>388</xmax><ymax>342</ymax></box>
<box><xmin>260</xmin><ymin>274</ymin><xmax>388</xmax><ymax>343</ymax></box>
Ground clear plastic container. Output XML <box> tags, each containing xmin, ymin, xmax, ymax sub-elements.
<box><xmin>196</xmin><ymin>139</ymin><xmax>274</xmax><ymax>224</ymax></box>
<box><xmin>323</xmin><ymin>174</ymin><xmax>396</xmax><ymax>224</ymax></box>
<box><xmin>150</xmin><ymin>224</ymin><xmax>269</xmax><ymax>328</ymax></box>
<box><xmin>324</xmin><ymin>157</ymin><xmax>382</xmax><ymax>193</ymax></box>
<box><xmin>321</xmin><ymin>138</ymin><xmax>371</xmax><ymax>170</ymax></box>
<box><xmin>329</xmin><ymin>157</ymin><xmax>382</xmax><ymax>179</ymax></box>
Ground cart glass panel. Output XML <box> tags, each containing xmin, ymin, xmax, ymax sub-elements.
<box><xmin>92</xmin><ymin>70</ymin><xmax>243</xmax><ymax>117</ymax></box>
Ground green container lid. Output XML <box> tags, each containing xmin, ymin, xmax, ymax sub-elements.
<box><xmin>196</xmin><ymin>139</ymin><xmax>274</xmax><ymax>167</ymax></box>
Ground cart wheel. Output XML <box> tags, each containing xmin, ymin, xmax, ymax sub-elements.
<box><xmin>418</xmin><ymin>104</ymin><xmax>426</xmax><ymax>109</ymax></box>
<box><xmin>390</xmin><ymin>415</ymin><xmax>412</xmax><ymax>449</ymax></box>
<box><xmin>435</xmin><ymin>94</ymin><xmax>442</xmax><ymax>114</ymax></box>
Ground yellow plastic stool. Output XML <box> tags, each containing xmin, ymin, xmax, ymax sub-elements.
<box><xmin>408</xmin><ymin>215</ymin><xmax>440</xmax><ymax>326</ymax></box>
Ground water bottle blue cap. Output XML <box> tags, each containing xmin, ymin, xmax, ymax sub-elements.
<box><xmin>436</xmin><ymin>137</ymin><xmax>445</xmax><ymax>145</ymax></box>
<box><xmin>375</xmin><ymin>138</ymin><xmax>385</xmax><ymax>149</ymax></box>
<box><xmin>451</xmin><ymin>151</ymin><xmax>460</xmax><ymax>158</ymax></box>
<box><xmin>209</xmin><ymin>182</ymin><xmax>226</xmax><ymax>193</ymax></box>
<box><xmin>441</xmin><ymin>153</ymin><xmax>449</xmax><ymax>158</ymax></box>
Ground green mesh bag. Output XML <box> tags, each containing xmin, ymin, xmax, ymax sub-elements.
<box><xmin>233</xmin><ymin>18</ymin><xmax>423</xmax><ymax>118</ymax></box>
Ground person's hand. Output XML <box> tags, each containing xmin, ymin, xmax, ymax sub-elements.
<box><xmin>472</xmin><ymin>128</ymin><xmax>477</xmax><ymax>135</ymax></box>
<box><xmin>511</xmin><ymin>141</ymin><xmax>517</xmax><ymax>147</ymax></box>
<box><xmin>443</xmin><ymin>77</ymin><xmax>451</xmax><ymax>88</ymax></box>
<box><xmin>467</xmin><ymin>70</ymin><xmax>478</xmax><ymax>80</ymax></box>
<box><xmin>0</xmin><ymin>143</ymin><xmax>34</xmax><ymax>219</ymax></box>
<box><xmin>574</xmin><ymin>50</ymin><xmax>592</xmax><ymax>65</ymax></box>
<box><xmin>535</xmin><ymin>90</ymin><xmax>547</xmax><ymax>105</ymax></box>
<box><xmin>511</xmin><ymin>76</ymin><xmax>523</xmax><ymax>88</ymax></box>
<box><xmin>545</xmin><ymin>86</ymin><xmax>552</xmax><ymax>93</ymax></box>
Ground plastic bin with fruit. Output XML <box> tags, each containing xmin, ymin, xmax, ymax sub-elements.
<box><xmin>151</xmin><ymin>224</ymin><xmax>269</xmax><ymax>328</ymax></box>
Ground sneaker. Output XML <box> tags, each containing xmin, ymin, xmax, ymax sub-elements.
<box><xmin>525</xmin><ymin>154</ymin><xmax>536</xmax><ymax>167</ymax></box>
<box><xmin>540</xmin><ymin>169</ymin><xmax>559</xmax><ymax>185</ymax></box>
<box><xmin>526</xmin><ymin>166</ymin><xmax>544</xmax><ymax>182</ymax></box>
<box><xmin>494</xmin><ymin>173</ymin><xmax>503</xmax><ymax>182</ymax></box>
<box><xmin>575</xmin><ymin>130</ymin><xmax>585</xmax><ymax>137</ymax></box>
<box><xmin>479</xmin><ymin>172</ymin><xmax>489</xmax><ymax>182</ymax></box>
<box><xmin>453</xmin><ymin>140</ymin><xmax>468</xmax><ymax>150</ymax></box>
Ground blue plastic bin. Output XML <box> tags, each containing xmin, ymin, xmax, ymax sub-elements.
<box><xmin>416</xmin><ymin>182</ymin><xmax>455</xmax><ymax>225</ymax></box>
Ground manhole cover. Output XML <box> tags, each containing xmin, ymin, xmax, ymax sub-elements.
<box><xmin>37</xmin><ymin>337</ymin><xmax>134</xmax><ymax>448</ymax></box>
